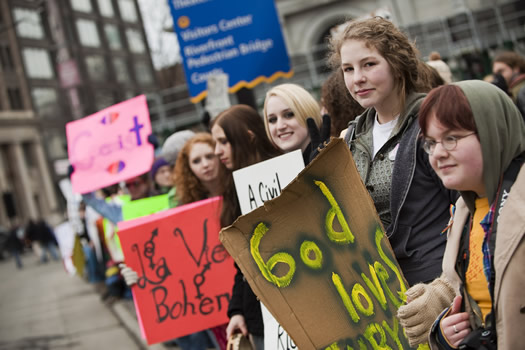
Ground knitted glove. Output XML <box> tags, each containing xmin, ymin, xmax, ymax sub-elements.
<box><xmin>119</xmin><ymin>263</ymin><xmax>139</xmax><ymax>286</ymax></box>
<box><xmin>397</xmin><ymin>277</ymin><xmax>455</xmax><ymax>347</ymax></box>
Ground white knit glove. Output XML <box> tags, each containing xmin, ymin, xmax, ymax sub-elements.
<box><xmin>119</xmin><ymin>263</ymin><xmax>139</xmax><ymax>286</ymax></box>
<box><xmin>397</xmin><ymin>277</ymin><xmax>455</xmax><ymax>346</ymax></box>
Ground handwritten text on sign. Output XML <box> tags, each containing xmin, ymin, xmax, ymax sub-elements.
<box><xmin>220</xmin><ymin>139</ymin><xmax>416</xmax><ymax>350</ymax></box>
<box><xmin>66</xmin><ymin>95</ymin><xmax>154</xmax><ymax>194</ymax></box>
<box><xmin>233</xmin><ymin>150</ymin><xmax>304</xmax><ymax>350</ymax></box>
<box><xmin>118</xmin><ymin>197</ymin><xmax>236</xmax><ymax>345</ymax></box>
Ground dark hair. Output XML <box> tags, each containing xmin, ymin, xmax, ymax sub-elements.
<box><xmin>213</xmin><ymin>105</ymin><xmax>281</xmax><ymax>170</ymax></box>
<box><xmin>173</xmin><ymin>132</ymin><xmax>226</xmax><ymax>205</ymax></box>
<box><xmin>211</xmin><ymin>105</ymin><xmax>281</xmax><ymax>227</ymax></box>
<box><xmin>493</xmin><ymin>51</ymin><xmax>525</xmax><ymax>74</ymax></box>
<box><xmin>329</xmin><ymin>17</ymin><xmax>428</xmax><ymax>113</ymax></box>
<box><xmin>419</xmin><ymin>85</ymin><xmax>477</xmax><ymax>136</ymax></box>
<box><xmin>419</xmin><ymin>62</ymin><xmax>446</xmax><ymax>89</ymax></box>
<box><xmin>321</xmin><ymin>69</ymin><xmax>365</xmax><ymax>136</ymax></box>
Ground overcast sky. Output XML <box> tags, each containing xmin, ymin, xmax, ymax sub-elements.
<box><xmin>137</xmin><ymin>0</ymin><xmax>181</xmax><ymax>70</ymax></box>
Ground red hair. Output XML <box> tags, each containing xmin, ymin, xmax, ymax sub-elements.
<box><xmin>419</xmin><ymin>85</ymin><xmax>477</xmax><ymax>136</ymax></box>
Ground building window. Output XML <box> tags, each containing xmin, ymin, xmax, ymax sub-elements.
<box><xmin>85</xmin><ymin>55</ymin><xmax>107</xmax><ymax>81</ymax></box>
<box><xmin>7</xmin><ymin>88</ymin><xmax>24</xmax><ymax>110</ymax></box>
<box><xmin>112</xmin><ymin>57</ymin><xmax>130</xmax><ymax>82</ymax></box>
<box><xmin>104</xmin><ymin>24</ymin><xmax>122</xmax><ymax>50</ymax></box>
<box><xmin>0</xmin><ymin>45</ymin><xmax>15</xmax><ymax>70</ymax></box>
<box><xmin>45</xmin><ymin>129</ymin><xmax>68</xmax><ymax>159</ymax></box>
<box><xmin>31</xmin><ymin>87</ymin><xmax>58</xmax><ymax>118</ymax></box>
<box><xmin>124</xmin><ymin>90</ymin><xmax>136</xmax><ymax>99</ymax></box>
<box><xmin>126</xmin><ymin>28</ymin><xmax>145</xmax><ymax>53</ymax></box>
<box><xmin>76</xmin><ymin>19</ymin><xmax>101</xmax><ymax>47</ymax></box>
<box><xmin>70</xmin><ymin>0</ymin><xmax>93</xmax><ymax>13</ymax></box>
<box><xmin>97</xmin><ymin>0</ymin><xmax>114</xmax><ymax>17</ymax></box>
<box><xmin>12</xmin><ymin>7</ymin><xmax>45</xmax><ymax>39</ymax></box>
<box><xmin>118</xmin><ymin>0</ymin><xmax>138</xmax><ymax>22</ymax></box>
<box><xmin>134</xmin><ymin>60</ymin><xmax>153</xmax><ymax>84</ymax></box>
<box><xmin>94</xmin><ymin>90</ymin><xmax>115</xmax><ymax>110</ymax></box>
<box><xmin>22</xmin><ymin>48</ymin><xmax>54</xmax><ymax>79</ymax></box>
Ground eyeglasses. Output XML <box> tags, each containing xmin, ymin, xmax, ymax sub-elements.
<box><xmin>423</xmin><ymin>132</ymin><xmax>476</xmax><ymax>155</ymax></box>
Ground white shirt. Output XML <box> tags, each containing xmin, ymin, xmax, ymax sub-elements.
<box><xmin>372</xmin><ymin>114</ymin><xmax>398</xmax><ymax>158</ymax></box>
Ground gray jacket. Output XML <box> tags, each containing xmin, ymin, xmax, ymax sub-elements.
<box><xmin>345</xmin><ymin>92</ymin><xmax>457</xmax><ymax>286</ymax></box>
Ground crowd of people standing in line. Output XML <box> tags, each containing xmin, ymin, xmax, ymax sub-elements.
<box><xmin>3</xmin><ymin>15</ymin><xmax>524</xmax><ymax>350</ymax></box>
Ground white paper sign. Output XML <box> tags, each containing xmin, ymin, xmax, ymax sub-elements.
<box><xmin>233</xmin><ymin>150</ymin><xmax>304</xmax><ymax>215</ymax></box>
<box><xmin>233</xmin><ymin>149</ymin><xmax>304</xmax><ymax>349</ymax></box>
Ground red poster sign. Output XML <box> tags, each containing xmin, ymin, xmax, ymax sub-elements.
<box><xmin>118</xmin><ymin>197</ymin><xmax>235</xmax><ymax>345</ymax></box>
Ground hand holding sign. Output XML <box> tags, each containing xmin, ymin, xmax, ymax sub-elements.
<box><xmin>66</xmin><ymin>95</ymin><xmax>154</xmax><ymax>194</ymax></box>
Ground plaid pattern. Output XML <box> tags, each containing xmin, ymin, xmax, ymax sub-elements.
<box><xmin>480</xmin><ymin>202</ymin><xmax>496</xmax><ymax>286</ymax></box>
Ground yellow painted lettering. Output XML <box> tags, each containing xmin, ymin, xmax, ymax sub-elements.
<box><xmin>325</xmin><ymin>343</ymin><xmax>340</xmax><ymax>350</ymax></box>
<box><xmin>364</xmin><ymin>323</ymin><xmax>393</xmax><ymax>350</ymax></box>
<box><xmin>332</xmin><ymin>272</ymin><xmax>360</xmax><ymax>322</ymax></box>
<box><xmin>315</xmin><ymin>180</ymin><xmax>354</xmax><ymax>244</ymax></box>
<box><xmin>351</xmin><ymin>283</ymin><xmax>374</xmax><ymax>317</ymax></box>
<box><xmin>250</xmin><ymin>222</ymin><xmax>296</xmax><ymax>288</ymax></box>
<box><xmin>375</xmin><ymin>227</ymin><xmax>407</xmax><ymax>306</ymax></box>
<box><xmin>300</xmin><ymin>240</ymin><xmax>323</xmax><ymax>270</ymax></box>
<box><xmin>382</xmin><ymin>317</ymin><xmax>403</xmax><ymax>350</ymax></box>
<box><xmin>361</xmin><ymin>263</ymin><xmax>388</xmax><ymax>310</ymax></box>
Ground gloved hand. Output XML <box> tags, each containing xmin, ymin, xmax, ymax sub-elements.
<box><xmin>307</xmin><ymin>114</ymin><xmax>331</xmax><ymax>163</ymax></box>
<box><xmin>68</xmin><ymin>164</ymin><xmax>75</xmax><ymax>179</ymax></box>
<box><xmin>119</xmin><ymin>263</ymin><xmax>139</xmax><ymax>286</ymax></box>
<box><xmin>397</xmin><ymin>277</ymin><xmax>455</xmax><ymax>347</ymax></box>
<box><xmin>491</xmin><ymin>72</ymin><xmax>509</xmax><ymax>95</ymax></box>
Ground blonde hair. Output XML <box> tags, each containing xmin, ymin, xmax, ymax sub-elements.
<box><xmin>263</xmin><ymin>83</ymin><xmax>321</xmax><ymax>146</ymax></box>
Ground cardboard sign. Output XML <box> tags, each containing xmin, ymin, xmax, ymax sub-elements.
<box><xmin>167</xmin><ymin>0</ymin><xmax>292</xmax><ymax>103</ymax></box>
<box><xmin>118</xmin><ymin>197</ymin><xmax>236</xmax><ymax>345</ymax></box>
<box><xmin>233</xmin><ymin>149</ymin><xmax>304</xmax><ymax>215</ymax></box>
<box><xmin>233</xmin><ymin>149</ymin><xmax>304</xmax><ymax>349</ymax></box>
<box><xmin>221</xmin><ymin>139</ymin><xmax>415</xmax><ymax>350</ymax></box>
<box><xmin>66</xmin><ymin>95</ymin><xmax>154</xmax><ymax>194</ymax></box>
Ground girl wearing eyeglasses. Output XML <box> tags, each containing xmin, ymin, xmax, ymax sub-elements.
<box><xmin>332</xmin><ymin>17</ymin><xmax>457</xmax><ymax>291</ymax></box>
<box><xmin>398</xmin><ymin>81</ymin><xmax>525</xmax><ymax>349</ymax></box>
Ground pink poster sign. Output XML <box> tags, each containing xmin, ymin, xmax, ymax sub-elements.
<box><xmin>66</xmin><ymin>95</ymin><xmax>154</xmax><ymax>194</ymax></box>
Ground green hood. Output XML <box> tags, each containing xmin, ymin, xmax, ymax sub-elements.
<box><xmin>454</xmin><ymin>80</ymin><xmax>525</xmax><ymax>212</ymax></box>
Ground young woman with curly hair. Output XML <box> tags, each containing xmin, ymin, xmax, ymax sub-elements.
<box><xmin>173</xmin><ymin>132</ymin><xmax>226</xmax><ymax>205</ymax></box>
<box><xmin>332</xmin><ymin>17</ymin><xmax>456</xmax><ymax>287</ymax></box>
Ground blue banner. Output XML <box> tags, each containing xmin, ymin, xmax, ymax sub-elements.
<box><xmin>167</xmin><ymin>0</ymin><xmax>293</xmax><ymax>103</ymax></box>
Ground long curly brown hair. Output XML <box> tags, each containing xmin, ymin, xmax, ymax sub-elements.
<box><xmin>329</xmin><ymin>17</ymin><xmax>430</xmax><ymax>113</ymax></box>
<box><xmin>173</xmin><ymin>133</ymin><xmax>226</xmax><ymax>205</ymax></box>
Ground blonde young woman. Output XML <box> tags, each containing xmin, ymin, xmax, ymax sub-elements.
<box><xmin>263</xmin><ymin>83</ymin><xmax>325</xmax><ymax>162</ymax></box>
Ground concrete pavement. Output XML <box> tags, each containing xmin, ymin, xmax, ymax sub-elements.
<box><xmin>0</xmin><ymin>252</ymin><xmax>169</xmax><ymax>350</ymax></box>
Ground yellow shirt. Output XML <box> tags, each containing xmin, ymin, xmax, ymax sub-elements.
<box><xmin>465</xmin><ymin>197</ymin><xmax>492</xmax><ymax>321</ymax></box>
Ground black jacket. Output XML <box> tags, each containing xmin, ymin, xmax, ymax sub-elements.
<box><xmin>227</xmin><ymin>264</ymin><xmax>263</xmax><ymax>336</ymax></box>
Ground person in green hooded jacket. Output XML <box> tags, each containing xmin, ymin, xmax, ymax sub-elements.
<box><xmin>396</xmin><ymin>80</ymin><xmax>525</xmax><ymax>349</ymax></box>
